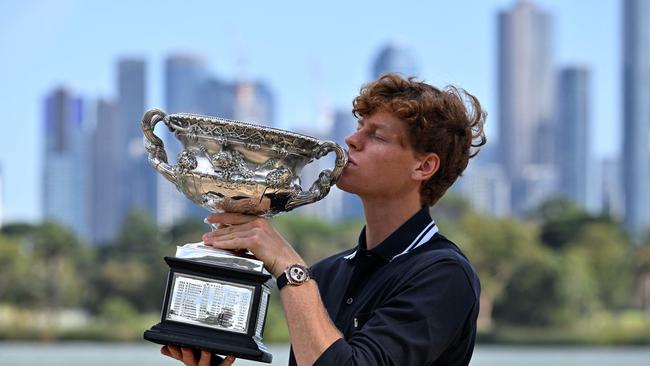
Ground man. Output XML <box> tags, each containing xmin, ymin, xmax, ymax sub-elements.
<box><xmin>162</xmin><ymin>73</ymin><xmax>486</xmax><ymax>365</ymax></box>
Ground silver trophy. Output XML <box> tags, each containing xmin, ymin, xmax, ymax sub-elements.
<box><xmin>141</xmin><ymin>108</ymin><xmax>347</xmax><ymax>363</ymax></box>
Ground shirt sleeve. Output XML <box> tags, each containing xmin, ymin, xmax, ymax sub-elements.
<box><xmin>313</xmin><ymin>259</ymin><xmax>478</xmax><ymax>366</ymax></box>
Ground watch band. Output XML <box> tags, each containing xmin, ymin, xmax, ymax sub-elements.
<box><xmin>276</xmin><ymin>272</ymin><xmax>290</xmax><ymax>291</ymax></box>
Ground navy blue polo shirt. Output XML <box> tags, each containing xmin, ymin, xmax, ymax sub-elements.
<box><xmin>288</xmin><ymin>207</ymin><xmax>480</xmax><ymax>366</ymax></box>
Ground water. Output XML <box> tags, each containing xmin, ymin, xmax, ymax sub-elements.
<box><xmin>0</xmin><ymin>343</ymin><xmax>649</xmax><ymax>365</ymax></box>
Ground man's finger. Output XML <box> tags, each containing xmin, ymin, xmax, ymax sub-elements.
<box><xmin>197</xmin><ymin>350</ymin><xmax>212</xmax><ymax>366</ymax></box>
<box><xmin>161</xmin><ymin>345</ymin><xmax>176</xmax><ymax>360</ymax></box>
<box><xmin>208</xmin><ymin>221</ymin><xmax>258</xmax><ymax>237</ymax></box>
<box><xmin>205</xmin><ymin>212</ymin><xmax>258</xmax><ymax>225</ymax></box>
<box><xmin>163</xmin><ymin>345</ymin><xmax>183</xmax><ymax>360</ymax></box>
<box><xmin>181</xmin><ymin>347</ymin><xmax>198</xmax><ymax>366</ymax></box>
<box><xmin>220</xmin><ymin>355</ymin><xmax>236</xmax><ymax>366</ymax></box>
<box><xmin>203</xmin><ymin>233</ymin><xmax>258</xmax><ymax>251</ymax></box>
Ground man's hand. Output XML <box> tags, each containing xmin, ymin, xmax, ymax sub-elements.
<box><xmin>161</xmin><ymin>345</ymin><xmax>235</xmax><ymax>366</ymax></box>
<box><xmin>202</xmin><ymin>212</ymin><xmax>304</xmax><ymax>277</ymax></box>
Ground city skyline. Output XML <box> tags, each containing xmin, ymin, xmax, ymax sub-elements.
<box><xmin>0</xmin><ymin>0</ymin><xmax>619</xmax><ymax>222</ymax></box>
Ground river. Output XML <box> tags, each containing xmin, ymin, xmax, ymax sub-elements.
<box><xmin>0</xmin><ymin>342</ymin><xmax>649</xmax><ymax>365</ymax></box>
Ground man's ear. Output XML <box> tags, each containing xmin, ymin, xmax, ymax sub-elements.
<box><xmin>412</xmin><ymin>153</ymin><xmax>440</xmax><ymax>181</ymax></box>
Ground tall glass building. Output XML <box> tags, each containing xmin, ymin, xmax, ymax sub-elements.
<box><xmin>117</xmin><ymin>59</ymin><xmax>157</xmax><ymax>224</ymax></box>
<box><xmin>158</xmin><ymin>55</ymin><xmax>207</xmax><ymax>226</ymax></box>
<box><xmin>497</xmin><ymin>1</ymin><xmax>555</xmax><ymax>214</ymax></box>
<box><xmin>90</xmin><ymin>99</ymin><xmax>121</xmax><ymax>244</ymax></box>
<box><xmin>166</xmin><ymin>55</ymin><xmax>206</xmax><ymax>114</ymax></box>
<box><xmin>623</xmin><ymin>0</ymin><xmax>650</xmax><ymax>239</ymax></box>
<box><xmin>233</xmin><ymin>81</ymin><xmax>275</xmax><ymax>126</ymax></box>
<box><xmin>372</xmin><ymin>42</ymin><xmax>419</xmax><ymax>79</ymax></box>
<box><xmin>43</xmin><ymin>87</ymin><xmax>88</xmax><ymax>239</ymax></box>
<box><xmin>557</xmin><ymin>66</ymin><xmax>593</xmax><ymax>211</ymax></box>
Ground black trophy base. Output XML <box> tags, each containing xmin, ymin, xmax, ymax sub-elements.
<box><xmin>144</xmin><ymin>322</ymin><xmax>272</xmax><ymax>363</ymax></box>
<box><xmin>144</xmin><ymin>256</ymin><xmax>273</xmax><ymax>364</ymax></box>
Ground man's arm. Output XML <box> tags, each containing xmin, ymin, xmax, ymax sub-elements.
<box><xmin>202</xmin><ymin>213</ymin><xmax>343</xmax><ymax>365</ymax></box>
<box><xmin>278</xmin><ymin>280</ymin><xmax>343</xmax><ymax>365</ymax></box>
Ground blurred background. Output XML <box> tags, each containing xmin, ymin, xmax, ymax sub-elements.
<box><xmin>1</xmin><ymin>0</ymin><xmax>650</xmax><ymax>365</ymax></box>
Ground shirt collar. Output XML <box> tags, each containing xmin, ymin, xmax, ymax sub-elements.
<box><xmin>344</xmin><ymin>207</ymin><xmax>438</xmax><ymax>262</ymax></box>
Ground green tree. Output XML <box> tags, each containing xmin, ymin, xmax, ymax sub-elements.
<box><xmin>568</xmin><ymin>222</ymin><xmax>633</xmax><ymax>309</ymax></box>
<box><xmin>458</xmin><ymin>213</ymin><xmax>543</xmax><ymax>329</ymax></box>
<box><xmin>0</xmin><ymin>234</ymin><xmax>34</xmax><ymax>304</ymax></box>
<box><xmin>167</xmin><ymin>217</ymin><xmax>208</xmax><ymax>246</ymax></box>
<box><xmin>28</xmin><ymin>222</ymin><xmax>91</xmax><ymax>309</ymax></box>
<box><xmin>633</xmin><ymin>242</ymin><xmax>650</xmax><ymax>313</ymax></box>
<box><xmin>272</xmin><ymin>214</ymin><xmax>361</xmax><ymax>265</ymax></box>
<box><xmin>535</xmin><ymin>198</ymin><xmax>614</xmax><ymax>251</ymax></box>
<box><xmin>98</xmin><ymin>209</ymin><xmax>172</xmax><ymax>312</ymax></box>
<box><xmin>493</xmin><ymin>249</ymin><xmax>565</xmax><ymax>326</ymax></box>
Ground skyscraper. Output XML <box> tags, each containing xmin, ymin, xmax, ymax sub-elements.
<box><xmin>158</xmin><ymin>55</ymin><xmax>208</xmax><ymax>226</ymax></box>
<box><xmin>165</xmin><ymin>55</ymin><xmax>206</xmax><ymax>114</ymax></box>
<box><xmin>200</xmin><ymin>78</ymin><xmax>236</xmax><ymax>119</ymax></box>
<box><xmin>497</xmin><ymin>1</ymin><xmax>556</xmax><ymax>214</ymax></box>
<box><xmin>117</xmin><ymin>59</ymin><xmax>157</xmax><ymax>223</ymax></box>
<box><xmin>557</xmin><ymin>66</ymin><xmax>592</xmax><ymax>211</ymax></box>
<box><xmin>90</xmin><ymin>99</ymin><xmax>121</xmax><ymax>244</ymax></box>
<box><xmin>455</xmin><ymin>164</ymin><xmax>511</xmax><ymax>217</ymax></box>
<box><xmin>623</xmin><ymin>0</ymin><xmax>650</xmax><ymax>238</ymax></box>
<box><xmin>233</xmin><ymin>81</ymin><xmax>275</xmax><ymax>126</ymax></box>
<box><xmin>43</xmin><ymin>87</ymin><xmax>88</xmax><ymax>238</ymax></box>
<box><xmin>372</xmin><ymin>42</ymin><xmax>420</xmax><ymax>79</ymax></box>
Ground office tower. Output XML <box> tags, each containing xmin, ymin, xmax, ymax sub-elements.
<box><xmin>497</xmin><ymin>1</ymin><xmax>556</xmax><ymax>214</ymax></box>
<box><xmin>42</xmin><ymin>87</ymin><xmax>88</xmax><ymax>238</ymax></box>
<box><xmin>165</xmin><ymin>55</ymin><xmax>206</xmax><ymax>114</ymax></box>
<box><xmin>233</xmin><ymin>81</ymin><xmax>275</xmax><ymax>126</ymax></box>
<box><xmin>200</xmin><ymin>78</ymin><xmax>236</xmax><ymax>119</ymax></box>
<box><xmin>90</xmin><ymin>99</ymin><xmax>121</xmax><ymax>244</ymax></box>
<box><xmin>455</xmin><ymin>163</ymin><xmax>511</xmax><ymax>217</ymax></box>
<box><xmin>623</xmin><ymin>0</ymin><xmax>650</xmax><ymax>238</ymax></box>
<box><xmin>117</xmin><ymin>59</ymin><xmax>157</xmax><ymax>223</ymax></box>
<box><xmin>372</xmin><ymin>42</ymin><xmax>420</xmax><ymax>79</ymax></box>
<box><xmin>557</xmin><ymin>66</ymin><xmax>592</xmax><ymax>211</ymax></box>
<box><xmin>157</xmin><ymin>55</ymin><xmax>207</xmax><ymax>226</ymax></box>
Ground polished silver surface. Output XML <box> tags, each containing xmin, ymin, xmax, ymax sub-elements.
<box><xmin>141</xmin><ymin>108</ymin><xmax>347</xmax><ymax>216</ymax></box>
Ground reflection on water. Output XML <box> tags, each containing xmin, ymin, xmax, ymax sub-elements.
<box><xmin>0</xmin><ymin>343</ymin><xmax>649</xmax><ymax>366</ymax></box>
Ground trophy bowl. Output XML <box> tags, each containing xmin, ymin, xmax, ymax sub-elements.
<box><xmin>141</xmin><ymin>108</ymin><xmax>347</xmax><ymax>216</ymax></box>
<box><xmin>141</xmin><ymin>108</ymin><xmax>347</xmax><ymax>363</ymax></box>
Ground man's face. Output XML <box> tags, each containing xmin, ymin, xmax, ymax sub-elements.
<box><xmin>337</xmin><ymin>110</ymin><xmax>421</xmax><ymax>200</ymax></box>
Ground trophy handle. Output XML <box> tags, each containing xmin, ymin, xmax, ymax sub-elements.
<box><xmin>141</xmin><ymin>108</ymin><xmax>176</xmax><ymax>183</ymax></box>
<box><xmin>285</xmin><ymin>141</ymin><xmax>348</xmax><ymax>211</ymax></box>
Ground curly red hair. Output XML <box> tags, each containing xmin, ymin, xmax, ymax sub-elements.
<box><xmin>352</xmin><ymin>73</ymin><xmax>487</xmax><ymax>206</ymax></box>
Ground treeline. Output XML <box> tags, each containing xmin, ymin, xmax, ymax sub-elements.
<box><xmin>0</xmin><ymin>195</ymin><xmax>649</xmax><ymax>344</ymax></box>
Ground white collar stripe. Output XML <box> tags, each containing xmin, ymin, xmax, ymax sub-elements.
<box><xmin>402</xmin><ymin>221</ymin><xmax>435</xmax><ymax>253</ymax></box>
<box><xmin>412</xmin><ymin>225</ymin><xmax>439</xmax><ymax>251</ymax></box>
<box><xmin>391</xmin><ymin>220</ymin><xmax>437</xmax><ymax>261</ymax></box>
<box><xmin>344</xmin><ymin>219</ymin><xmax>438</xmax><ymax>262</ymax></box>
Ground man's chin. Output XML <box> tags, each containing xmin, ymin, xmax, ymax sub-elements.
<box><xmin>335</xmin><ymin>180</ymin><xmax>354</xmax><ymax>194</ymax></box>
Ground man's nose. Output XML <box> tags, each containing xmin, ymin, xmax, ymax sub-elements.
<box><xmin>345</xmin><ymin>131</ymin><xmax>361</xmax><ymax>151</ymax></box>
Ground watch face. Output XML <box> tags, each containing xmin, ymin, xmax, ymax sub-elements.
<box><xmin>288</xmin><ymin>265</ymin><xmax>308</xmax><ymax>282</ymax></box>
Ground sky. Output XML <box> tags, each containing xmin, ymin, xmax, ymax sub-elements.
<box><xmin>0</xmin><ymin>0</ymin><xmax>619</xmax><ymax>223</ymax></box>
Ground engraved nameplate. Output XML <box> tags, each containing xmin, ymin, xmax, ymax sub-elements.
<box><xmin>166</xmin><ymin>273</ymin><xmax>255</xmax><ymax>334</ymax></box>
